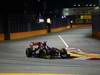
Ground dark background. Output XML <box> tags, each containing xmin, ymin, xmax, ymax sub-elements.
<box><xmin>0</xmin><ymin>0</ymin><xmax>99</xmax><ymax>40</ymax></box>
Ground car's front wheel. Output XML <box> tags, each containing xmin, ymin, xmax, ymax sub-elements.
<box><xmin>60</xmin><ymin>48</ymin><xmax>70</xmax><ymax>58</ymax></box>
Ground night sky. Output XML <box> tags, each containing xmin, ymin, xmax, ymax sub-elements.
<box><xmin>47</xmin><ymin>0</ymin><xmax>99</xmax><ymax>8</ymax></box>
<box><xmin>47</xmin><ymin>0</ymin><xmax>73</xmax><ymax>8</ymax></box>
<box><xmin>0</xmin><ymin>0</ymin><xmax>99</xmax><ymax>13</ymax></box>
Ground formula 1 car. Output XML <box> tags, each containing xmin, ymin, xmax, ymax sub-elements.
<box><xmin>26</xmin><ymin>41</ymin><xmax>71</xmax><ymax>59</ymax></box>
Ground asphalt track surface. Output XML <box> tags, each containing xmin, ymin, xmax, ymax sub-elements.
<box><xmin>0</xmin><ymin>25</ymin><xmax>100</xmax><ymax>75</ymax></box>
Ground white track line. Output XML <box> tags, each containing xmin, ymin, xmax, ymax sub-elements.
<box><xmin>58</xmin><ymin>35</ymin><xmax>69</xmax><ymax>49</ymax></box>
<box><xmin>58</xmin><ymin>35</ymin><xmax>84</xmax><ymax>53</ymax></box>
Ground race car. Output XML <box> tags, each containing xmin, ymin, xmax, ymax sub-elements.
<box><xmin>26</xmin><ymin>41</ymin><xmax>71</xmax><ymax>59</ymax></box>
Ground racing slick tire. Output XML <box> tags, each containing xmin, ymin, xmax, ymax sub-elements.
<box><xmin>39</xmin><ymin>49</ymin><xmax>47</xmax><ymax>58</ymax></box>
<box><xmin>26</xmin><ymin>48</ymin><xmax>33</xmax><ymax>57</ymax></box>
<box><xmin>60</xmin><ymin>48</ymin><xmax>70</xmax><ymax>58</ymax></box>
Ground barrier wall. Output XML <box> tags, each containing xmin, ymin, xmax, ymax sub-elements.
<box><xmin>92</xmin><ymin>32</ymin><xmax>100</xmax><ymax>39</ymax></box>
<box><xmin>10</xmin><ymin>29</ymin><xmax>48</xmax><ymax>40</ymax></box>
<box><xmin>92</xmin><ymin>12</ymin><xmax>100</xmax><ymax>39</ymax></box>
<box><xmin>51</xmin><ymin>26</ymin><xmax>70</xmax><ymax>33</ymax></box>
<box><xmin>51</xmin><ymin>24</ymin><xmax>91</xmax><ymax>33</ymax></box>
<box><xmin>1</xmin><ymin>24</ymin><xmax>92</xmax><ymax>41</ymax></box>
<box><xmin>10</xmin><ymin>25</ymin><xmax>70</xmax><ymax>40</ymax></box>
<box><xmin>0</xmin><ymin>34</ymin><xmax>4</xmax><ymax>41</ymax></box>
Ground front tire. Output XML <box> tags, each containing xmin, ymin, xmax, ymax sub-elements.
<box><xmin>60</xmin><ymin>48</ymin><xmax>70</xmax><ymax>58</ymax></box>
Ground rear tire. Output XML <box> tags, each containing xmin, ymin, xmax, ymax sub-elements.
<box><xmin>26</xmin><ymin>48</ymin><xmax>32</xmax><ymax>57</ymax></box>
<box><xmin>39</xmin><ymin>49</ymin><xmax>46</xmax><ymax>58</ymax></box>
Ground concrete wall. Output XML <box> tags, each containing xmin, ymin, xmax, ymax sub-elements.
<box><xmin>92</xmin><ymin>12</ymin><xmax>100</xmax><ymax>38</ymax></box>
<box><xmin>51</xmin><ymin>26</ymin><xmax>69</xmax><ymax>33</ymax></box>
<box><xmin>0</xmin><ymin>34</ymin><xmax>4</xmax><ymax>41</ymax></box>
<box><xmin>10</xmin><ymin>29</ymin><xmax>48</xmax><ymax>40</ymax></box>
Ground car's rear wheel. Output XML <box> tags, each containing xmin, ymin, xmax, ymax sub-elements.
<box><xmin>39</xmin><ymin>49</ymin><xmax>46</xmax><ymax>58</ymax></box>
<box><xmin>26</xmin><ymin>48</ymin><xmax>33</xmax><ymax>57</ymax></box>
